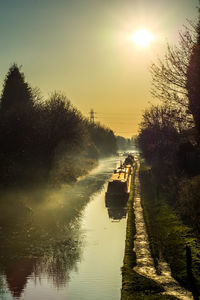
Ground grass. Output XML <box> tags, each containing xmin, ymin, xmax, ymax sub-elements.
<box><xmin>121</xmin><ymin>163</ymin><xmax>177</xmax><ymax>300</ymax></box>
<box><xmin>139</xmin><ymin>159</ymin><xmax>200</xmax><ymax>298</ymax></box>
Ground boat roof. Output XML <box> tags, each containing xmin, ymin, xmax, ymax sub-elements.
<box><xmin>109</xmin><ymin>172</ymin><xmax>128</xmax><ymax>182</ymax></box>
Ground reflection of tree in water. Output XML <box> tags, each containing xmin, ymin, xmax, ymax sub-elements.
<box><xmin>0</xmin><ymin>167</ymin><xmax>111</xmax><ymax>298</ymax></box>
<box><xmin>0</xmin><ymin>211</ymin><xmax>81</xmax><ymax>298</ymax></box>
<box><xmin>5</xmin><ymin>257</ymin><xmax>37</xmax><ymax>298</ymax></box>
<box><xmin>34</xmin><ymin>237</ymin><xmax>80</xmax><ymax>288</ymax></box>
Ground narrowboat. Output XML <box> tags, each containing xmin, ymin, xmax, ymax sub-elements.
<box><xmin>105</xmin><ymin>164</ymin><xmax>132</xmax><ymax>206</ymax></box>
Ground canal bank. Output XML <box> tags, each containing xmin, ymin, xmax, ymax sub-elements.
<box><xmin>139</xmin><ymin>159</ymin><xmax>200</xmax><ymax>299</ymax></box>
<box><xmin>121</xmin><ymin>161</ymin><xmax>167</xmax><ymax>300</ymax></box>
<box><xmin>121</xmin><ymin>159</ymin><xmax>194</xmax><ymax>300</ymax></box>
<box><xmin>0</xmin><ymin>155</ymin><xmax>129</xmax><ymax>300</ymax></box>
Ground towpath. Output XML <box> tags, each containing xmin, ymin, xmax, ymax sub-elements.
<box><xmin>133</xmin><ymin>160</ymin><xmax>193</xmax><ymax>300</ymax></box>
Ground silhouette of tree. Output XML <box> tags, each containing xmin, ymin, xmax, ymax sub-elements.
<box><xmin>140</xmin><ymin>8</ymin><xmax>200</xmax><ymax>237</ymax></box>
<box><xmin>138</xmin><ymin>105</ymin><xmax>179</xmax><ymax>163</ymax></box>
<box><xmin>0</xmin><ymin>64</ymin><xmax>33</xmax><ymax>115</ymax></box>
<box><xmin>0</xmin><ymin>65</ymin><xmax>35</xmax><ymax>183</ymax></box>
<box><xmin>0</xmin><ymin>65</ymin><xmax>117</xmax><ymax>185</ymax></box>
<box><xmin>138</xmin><ymin>104</ymin><xmax>181</xmax><ymax>191</ymax></box>
<box><xmin>150</xmin><ymin>26</ymin><xmax>195</xmax><ymax>128</ymax></box>
<box><xmin>87</xmin><ymin>122</ymin><xmax>117</xmax><ymax>157</ymax></box>
<box><xmin>36</xmin><ymin>92</ymin><xmax>87</xmax><ymax>168</ymax></box>
<box><xmin>186</xmin><ymin>14</ymin><xmax>200</xmax><ymax>135</ymax></box>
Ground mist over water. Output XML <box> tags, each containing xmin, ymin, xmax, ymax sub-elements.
<box><xmin>0</xmin><ymin>153</ymin><xmax>131</xmax><ymax>300</ymax></box>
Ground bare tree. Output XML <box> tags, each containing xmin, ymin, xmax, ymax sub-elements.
<box><xmin>140</xmin><ymin>104</ymin><xmax>187</xmax><ymax>133</ymax></box>
<box><xmin>138</xmin><ymin>104</ymin><xmax>180</xmax><ymax>170</ymax></box>
<box><xmin>150</xmin><ymin>25</ymin><xmax>196</xmax><ymax>127</ymax></box>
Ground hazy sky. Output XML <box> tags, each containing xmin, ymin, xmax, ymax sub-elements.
<box><xmin>0</xmin><ymin>0</ymin><xmax>198</xmax><ymax>137</ymax></box>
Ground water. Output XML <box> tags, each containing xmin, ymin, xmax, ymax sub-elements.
<box><xmin>133</xmin><ymin>160</ymin><xmax>193</xmax><ymax>300</ymax></box>
<box><xmin>0</xmin><ymin>154</ymin><xmax>130</xmax><ymax>300</ymax></box>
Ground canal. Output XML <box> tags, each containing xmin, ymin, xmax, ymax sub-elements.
<box><xmin>0</xmin><ymin>153</ymin><xmax>133</xmax><ymax>300</ymax></box>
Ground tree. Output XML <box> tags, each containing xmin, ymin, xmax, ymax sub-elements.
<box><xmin>138</xmin><ymin>104</ymin><xmax>181</xmax><ymax>189</ymax></box>
<box><xmin>138</xmin><ymin>105</ymin><xmax>179</xmax><ymax>163</ymax></box>
<box><xmin>87</xmin><ymin>122</ymin><xmax>117</xmax><ymax>157</ymax></box>
<box><xmin>150</xmin><ymin>26</ymin><xmax>195</xmax><ymax>129</ymax></box>
<box><xmin>0</xmin><ymin>65</ymin><xmax>35</xmax><ymax>183</ymax></box>
<box><xmin>0</xmin><ymin>65</ymin><xmax>117</xmax><ymax>185</ymax></box>
<box><xmin>186</xmin><ymin>14</ymin><xmax>200</xmax><ymax>135</ymax></box>
<box><xmin>0</xmin><ymin>64</ymin><xmax>33</xmax><ymax>114</ymax></box>
<box><xmin>33</xmin><ymin>92</ymin><xmax>87</xmax><ymax>167</ymax></box>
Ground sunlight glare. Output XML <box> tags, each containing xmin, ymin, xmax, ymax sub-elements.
<box><xmin>131</xmin><ymin>29</ymin><xmax>154</xmax><ymax>47</ymax></box>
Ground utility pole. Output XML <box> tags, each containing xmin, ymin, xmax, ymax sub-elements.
<box><xmin>89</xmin><ymin>109</ymin><xmax>95</xmax><ymax>124</ymax></box>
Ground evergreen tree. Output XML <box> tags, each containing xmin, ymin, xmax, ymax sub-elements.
<box><xmin>0</xmin><ymin>64</ymin><xmax>33</xmax><ymax>114</ymax></box>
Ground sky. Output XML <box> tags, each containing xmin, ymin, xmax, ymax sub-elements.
<box><xmin>0</xmin><ymin>0</ymin><xmax>198</xmax><ymax>137</ymax></box>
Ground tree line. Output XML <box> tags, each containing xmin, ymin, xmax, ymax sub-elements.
<box><xmin>137</xmin><ymin>10</ymin><xmax>200</xmax><ymax>232</ymax></box>
<box><xmin>0</xmin><ymin>64</ymin><xmax>117</xmax><ymax>186</ymax></box>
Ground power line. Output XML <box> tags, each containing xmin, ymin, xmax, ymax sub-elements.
<box><xmin>115</xmin><ymin>131</ymin><xmax>136</xmax><ymax>133</ymax></box>
<box><xmin>97</xmin><ymin>112</ymin><xmax>139</xmax><ymax>115</ymax></box>
<box><xmin>88</xmin><ymin>109</ymin><xmax>139</xmax><ymax>136</ymax></box>
<box><xmin>89</xmin><ymin>109</ymin><xmax>96</xmax><ymax>124</ymax></box>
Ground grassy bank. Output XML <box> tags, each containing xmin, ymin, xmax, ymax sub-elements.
<box><xmin>139</xmin><ymin>159</ymin><xmax>200</xmax><ymax>298</ymax></box>
<box><xmin>121</xmin><ymin>163</ymin><xmax>177</xmax><ymax>300</ymax></box>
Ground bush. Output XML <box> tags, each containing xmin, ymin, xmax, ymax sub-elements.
<box><xmin>178</xmin><ymin>176</ymin><xmax>200</xmax><ymax>231</ymax></box>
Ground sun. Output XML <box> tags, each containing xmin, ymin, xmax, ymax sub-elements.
<box><xmin>131</xmin><ymin>29</ymin><xmax>154</xmax><ymax>47</ymax></box>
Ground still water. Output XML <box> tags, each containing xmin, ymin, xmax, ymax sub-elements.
<box><xmin>0</xmin><ymin>154</ymin><xmax>129</xmax><ymax>300</ymax></box>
